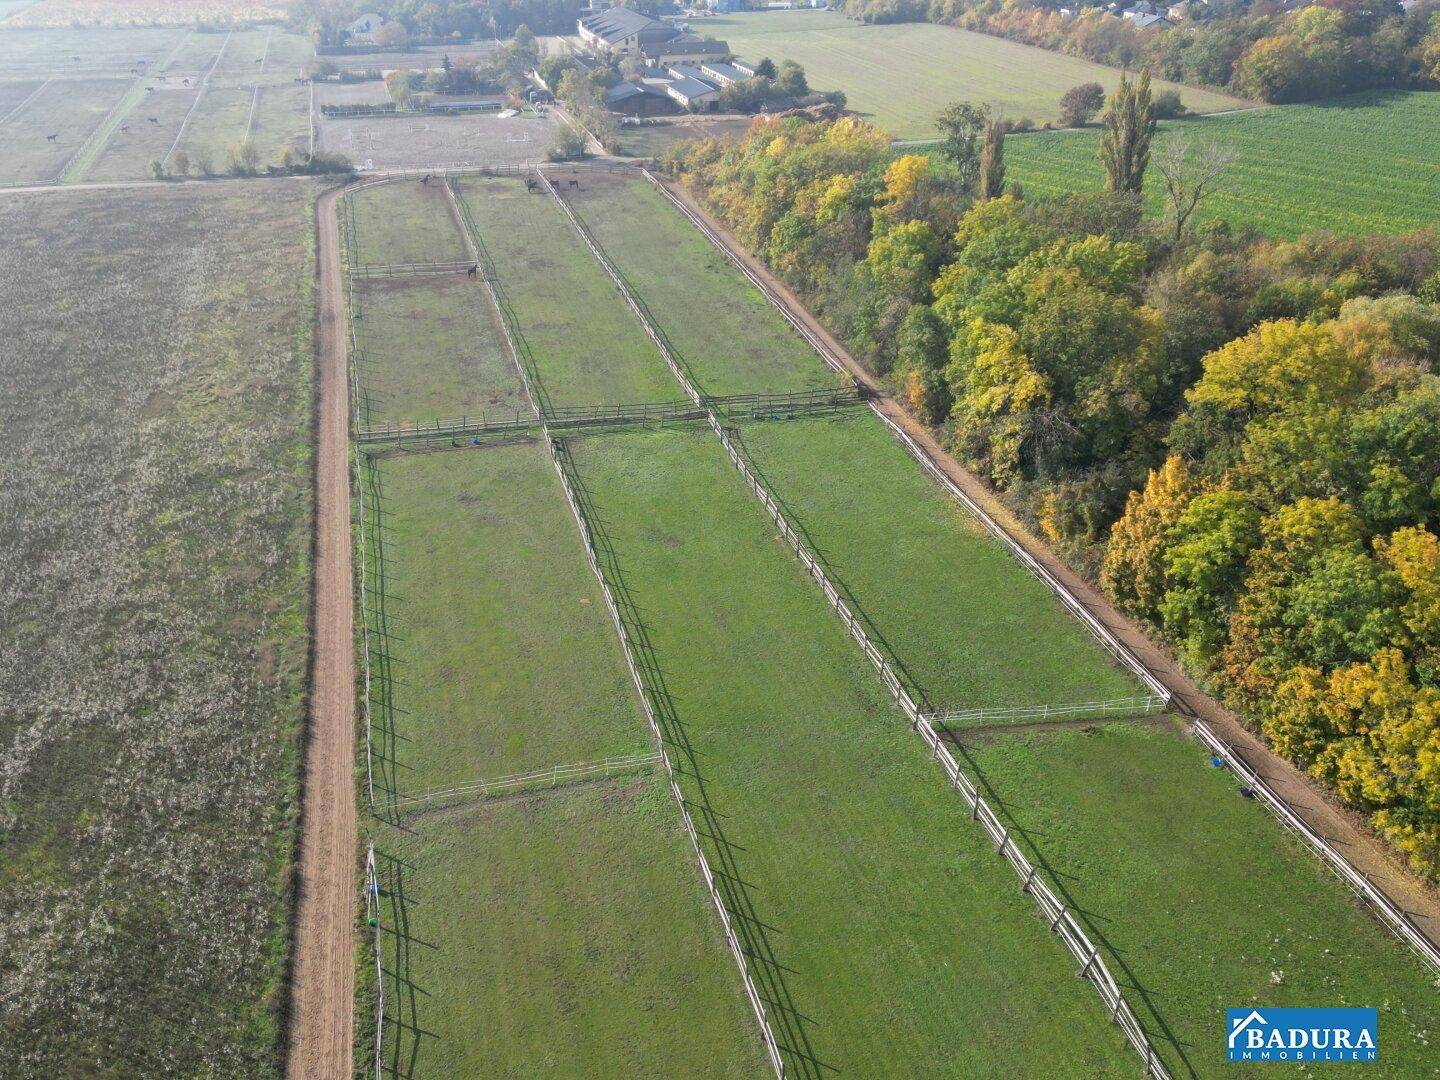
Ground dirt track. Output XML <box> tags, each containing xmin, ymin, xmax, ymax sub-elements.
<box><xmin>287</xmin><ymin>187</ymin><xmax>356</xmax><ymax>1080</ymax></box>
<box><xmin>654</xmin><ymin>174</ymin><xmax>1440</xmax><ymax>947</ymax></box>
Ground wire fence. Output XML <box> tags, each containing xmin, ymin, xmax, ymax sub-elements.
<box><xmin>639</xmin><ymin>164</ymin><xmax>1440</xmax><ymax>993</ymax></box>
<box><xmin>552</xmin><ymin>167</ymin><xmax>1171</xmax><ymax>1079</ymax></box>
<box><xmin>349</xmin><ymin>259</ymin><xmax>476</xmax><ymax>279</ymax></box>
<box><xmin>394</xmin><ymin>753</ymin><xmax>661</xmax><ymax>810</ymax></box>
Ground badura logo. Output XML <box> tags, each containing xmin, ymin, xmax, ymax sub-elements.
<box><xmin>1226</xmin><ymin>1008</ymin><xmax>1378</xmax><ymax>1062</ymax></box>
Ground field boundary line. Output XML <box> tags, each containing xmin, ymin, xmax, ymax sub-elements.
<box><xmin>164</xmin><ymin>29</ymin><xmax>234</xmax><ymax>169</ymax></box>
<box><xmin>364</xmin><ymin>841</ymin><xmax>384</xmax><ymax>1080</ymax></box>
<box><xmin>395</xmin><ymin>753</ymin><xmax>661</xmax><ymax>809</ymax></box>
<box><xmin>244</xmin><ymin>85</ymin><xmax>259</xmax><ymax>145</ymax></box>
<box><xmin>555</xmin><ymin>168</ymin><xmax>1172</xmax><ymax>1078</ymax></box>
<box><xmin>445</xmin><ymin>175</ymin><xmax>789</xmax><ymax>1079</ymax></box>
<box><xmin>0</xmin><ymin>76</ymin><xmax>51</xmax><ymax>125</ymax></box>
<box><xmin>928</xmin><ymin>694</ymin><xmax>1168</xmax><ymax>727</ymax></box>
<box><xmin>646</xmin><ymin>168</ymin><xmax>1440</xmax><ymax>979</ymax></box>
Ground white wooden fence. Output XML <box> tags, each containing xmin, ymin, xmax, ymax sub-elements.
<box><xmin>547</xmin><ymin>171</ymin><xmax>1172</xmax><ymax>1078</ymax></box>
<box><xmin>365</xmin><ymin>841</ymin><xmax>385</xmax><ymax>1080</ymax></box>
<box><xmin>445</xmin><ymin>176</ymin><xmax>790</xmax><ymax>1077</ymax></box>
<box><xmin>395</xmin><ymin>753</ymin><xmax>660</xmax><ymax>809</ymax></box>
<box><xmin>928</xmin><ymin>694</ymin><xmax>1170</xmax><ymax>728</ymax></box>
<box><xmin>639</xmin><ymin>165</ymin><xmax>1440</xmax><ymax>989</ymax></box>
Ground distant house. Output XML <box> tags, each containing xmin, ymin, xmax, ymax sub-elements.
<box><xmin>1166</xmin><ymin>0</ymin><xmax>1193</xmax><ymax>17</ymax></box>
<box><xmin>577</xmin><ymin>8</ymin><xmax>728</xmax><ymax>63</ymax></box>
<box><xmin>1124</xmin><ymin>11</ymin><xmax>1173</xmax><ymax>27</ymax></box>
<box><xmin>699</xmin><ymin>61</ymin><xmax>752</xmax><ymax>87</ymax></box>
<box><xmin>347</xmin><ymin>12</ymin><xmax>386</xmax><ymax>40</ymax></box>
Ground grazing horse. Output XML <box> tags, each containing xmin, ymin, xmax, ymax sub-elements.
<box><xmin>45</xmin><ymin>133</ymin><xmax>57</xmax><ymax>142</ymax></box>
<box><xmin>420</xmin><ymin>174</ymin><xmax>431</xmax><ymax>186</ymax></box>
<box><xmin>467</xmin><ymin>264</ymin><xmax>478</xmax><ymax>279</ymax></box>
<box><xmin>119</xmin><ymin>123</ymin><xmax>129</xmax><ymax>133</ymax></box>
<box><xmin>524</xmin><ymin>176</ymin><xmax>537</xmax><ymax>192</ymax></box>
<box><xmin>148</xmin><ymin>116</ymin><xmax>159</xmax><ymax>125</ymax></box>
<box><xmin>567</xmin><ymin>178</ymin><xmax>580</xmax><ymax>190</ymax></box>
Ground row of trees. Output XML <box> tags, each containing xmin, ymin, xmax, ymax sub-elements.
<box><xmin>838</xmin><ymin>0</ymin><xmax>1440</xmax><ymax>104</ymax></box>
<box><xmin>310</xmin><ymin>0</ymin><xmax>582</xmax><ymax>45</ymax></box>
<box><xmin>663</xmin><ymin>89</ymin><xmax>1440</xmax><ymax>875</ymax></box>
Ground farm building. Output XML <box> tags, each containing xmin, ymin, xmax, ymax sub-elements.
<box><xmin>604</xmin><ymin>81</ymin><xmax>680</xmax><ymax>116</ymax></box>
<box><xmin>347</xmin><ymin>12</ymin><xmax>386</xmax><ymax>40</ymax></box>
<box><xmin>577</xmin><ymin>8</ymin><xmax>731</xmax><ymax>64</ymax></box>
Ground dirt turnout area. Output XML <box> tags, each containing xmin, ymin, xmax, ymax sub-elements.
<box><xmin>318</xmin><ymin>111</ymin><xmax>554</xmax><ymax>171</ymax></box>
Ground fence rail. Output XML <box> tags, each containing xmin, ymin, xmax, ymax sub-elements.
<box><xmin>551</xmin><ymin>167</ymin><xmax>1171</xmax><ymax>1079</ymax></box>
<box><xmin>927</xmin><ymin>694</ymin><xmax>1170</xmax><ymax>727</ymax></box>
<box><xmin>349</xmin><ymin>259</ymin><xmax>475</xmax><ymax>279</ymax></box>
<box><xmin>447</xmin><ymin>174</ymin><xmax>788</xmax><ymax>1078</ymax></box>
<box><xmin>395</xmin><ymin>753</ymin><xmax>661</xmax><ymax>809</ymax></box>
<box><xmin>365</xmin><ymin>841</ymin><xmax>384</xmax><ymax>1080</ymax></box>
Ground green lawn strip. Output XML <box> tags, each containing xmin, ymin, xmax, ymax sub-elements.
<box><xmin>737</xmin><ymin>411</ymin><xmax>1141</xmax><ymax>712</ymax></box>
<box><xmin>1005</xmin><ymin>91</ymin><xmax>1440</xmax><ymax>238</ymax></box>
<box><xmin>564</xmin><ymin>172</ymin><xmax>835</xmax><ymax>396</ymax></box>
<box><xmin>372</xmin><ymin>778</ymin><xmax>767</xmax><ymax>1078</ymax></box>
<box><xmin>704</xmin><ymin>10</ymin><xmax>1245</xmax><ymax>139</ymax></box>
<box><xmin>369</xmin><ymin>444</ymin><xmax>647</xmax><ymax>800</ymax></box>
<box><xmin>353</xmin><ymin>275</ymin><xmax>528</xmax><ymax>428</ymax></box>
<box><xmin>960</xmin><ymin>721</ymin><xmax>1440</xmax><ymax>1077</ymax></box>
<box><xmin>349</xmin><ymin>180</ymin><xmax>469</xmax><ymax>266</ymax></box>
<box><xmin>456</xmin><ymin>175</ymin><xmax>679</xmax><ymax>407</ymax></box>
<box><xmin>569</xmin><ymin>426</ymin><xmax>1138</xmax><ymax>1077</ymax></box>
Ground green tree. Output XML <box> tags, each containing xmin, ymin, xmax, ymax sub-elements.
<box><xmin>1099</xmin><ymin>68</ymin><xmax>1155</xmax><ymax>195</ymax></box>
<box><xmin>978</xmin><ymin>113</ymin><xmax>1006</xmax><ymax>201</ymax></box>
<box><xmin>934</xmin><ymin>100</ymin><xmax>987</xmax><ymax>192</ymax></box>
<box><xmin>1158</xmin><ymin>488</ymin><xmax>1261</xmax><ymax>664</ymax></box>
<box><xmin>1058</xmin><ymin>82</ymin><xmax>1104</xmax><ymax>127</ymax></box>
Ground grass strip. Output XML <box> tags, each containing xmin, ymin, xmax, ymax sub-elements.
<box><xmin>960</xmin><ymin>721</ymin><xmax>1440</xmax><ymax>1077</ymax></box>
<box><xmin>568</xmin><ymin>426</ymin><xmax>1138</xmax><ymax>1077</ymax></box>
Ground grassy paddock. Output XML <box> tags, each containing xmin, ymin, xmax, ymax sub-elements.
<box><xmin>364</xmin><ymin>443</ymin><xmax>646</xmax><ymax>802</ymax></box>
<box><xmin>960</xmin><ymin>721</ymin><xmax>1440</xmax><ymax>1076</ymax></box>
<box><xmin>569</xmin><ymin>426</ymin><xmax>1138</xmax><ymax>1077</ymax></box>
<box><xmin>86</xmin><ymin>84</ymin><xmax>198</xmax><ymax>180</ymax></box>
<box><xmin>373</xmin><ymin>778</ymin><xmax>766</xmax><ymax>1078</ymax></box>
<box><xmin>739</xmin><ymin>411</ymin><xmax>1141</xmax><ymax>711</ymax></box>
<box><xmin>352</xmin><ymin>275</ymin><xmax>528</xmax><ymax>427</ymax></box>
<box><xmin>456</xmin><ymin>175</ymin><xmax>679</xmax><ymax>407</ymax></box>
<box><xmin>563</xmin><ymin>170</ymin><xmax>837</xmax><ymax>396</ymax></box>
<box><xmin>618</xmin><ymin>116</ymin><xmax>754</xmax><ymax>158</ymax></box>
<box><xmin>703</xmin><ymin>10</ymin><xmax>1246</xmax><ymax>139</ymax></box>
<box><xmin>0</xmin><ymin>76</ymin><xmax>128</xmax><ymax>182</ymax></box>
<box><xmin>1006</xmin><ymin>90</ymin><xmax>1440</xmax><ymax>238</ymax></box>
<box><xmin>347</xmin><ymin>179</ymin><xmax>470</xmax><ymax>266</ymax></box>
<box><xmin>0</xmin><ymin>26</ymin><xmax>185</xmax><ymax>77</ymax></box>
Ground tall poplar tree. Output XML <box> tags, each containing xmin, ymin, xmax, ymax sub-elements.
<box><xmin>1100</xmin><ymin>68</ymin><xmax>1156</xmax><ymax>194</ymax></box>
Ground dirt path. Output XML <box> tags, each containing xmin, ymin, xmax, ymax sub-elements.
<box><xmin>654</xmin><ymin>174</ymin><xmax>1440</xmax><ymax>948</ymax></box>
<box><xmin>287</xmin><ymin>186</ymin><xmax>357</xmax><ymax>1080</ymax></box>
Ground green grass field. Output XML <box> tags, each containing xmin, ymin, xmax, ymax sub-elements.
<box><xmin>363</xmin><ymin>444</ymin><xmax>646</xmax><ymax>801</ymax></box>
<box><xmin>565</xmin><ymin>172</ymin><xmax>836</xmax><ymax>396</ymax></box>
<box><xmin>0</xmin><ymin>76</ymin><xmax>127</xmax><ymax>183</ymax></box>
<box><xmin>1005</xmin><ymin>91</ymin><xmax>1440</xmax><ymax>238</ymax></box>
<box><xmin>352</xmin><ymin>276</ymin><xmax>528</xmax><ymax>427</ymax></box>
<box><xmin>569</xmin><ymin>426</ymin><xmax>1139</xmax><ymax>1076</ymax></box>
<box><xmin>739</xmin><ymin>412</ymin><xmax>1141</xmax><ymax>711</ymax></box>
<box><xmin>961</xmin><ymin>721</ymin><xmax>1440</xmax><ymax>1076</ymax></box>
<box><xmin>346</xmin><ymin>181</ymin><xmax>470</xmax><ymax>266</ymax></box>
<box><xmin>364</xmin><ymin>441</ymin><xmax>765</xmax><ymax>1077</ymax></box>
<box><xmin>373</xmin><ymin>779</ymin><xmax>766</xmax><ymax>1078</ymax></box>
<box><xmin>456</xmin><ymin>176</ymin><xmax>680</xmax><ymax>407</ymax></box>
<box><xmin>703</xmin><ymin>9</ymin><xmax>1246</xmax><ymax>139</ymax></box>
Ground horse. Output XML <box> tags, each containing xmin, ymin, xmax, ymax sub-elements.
<box><xmin>567</xmin><ymin>178</ymin><xmax>580</xmax><ymax>190</ymax></box>
<box><xmin>467</xmin><ymin>264</ymin><xmax>478</xmax><ymax>279</ymax></box>
<box><xmin>45</xmin><ymin>133</ymin><xmax>57</xmax><ymax>142</ymax></box>
<box><xmin>148</xmin><ymin>116</ymin><xmax>159</xmax><ymax>125</ymax></box>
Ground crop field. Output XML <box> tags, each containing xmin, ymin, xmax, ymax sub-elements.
<box><xmin>0</xmin><ymin>180</ymin><xmax>315</xmax><ymax>1074</ymax></box>
<box><xmin>0</xmin><ymin>75</ymin><xmax>128</xmax><ymax>182</ymax></box>
<box><xmin>567</xmin><ymin>427</ymin><xmax>1140</xmax><ymax>1076</ymax></box>
<box><xmin>456</xmin><ymin>176</ymin><xmax>680</xmax><ymax>406</ymax></box>
<box><xmin>317</xmin><ymin>111</ymin><xmax>553</xmax><ymax>172</ymax></box>
<box><xmin>346</xmin><ymin>180</ymin><xmax>469</xmax><ymax>265</ymax></box>
<box><xmin>352</xmin><ymin>276</ymin><xmax>528</xmax><ymax>427</ymax></box>
<box><xmin>702</xmin><ymin>9</ymin><xmax>1247</xmax><ymax>139</ymax></box>
<box><xmin>1006</xmin><ymin>90</ymin><xmax>1440</xmax><ymax>238</ymax></box>
<box><xmin>562</xmin><ymin>171</ymin><xmax>836</xmax><ymax>397</ymax></box>
<box><xmin>738</xmin><ymin>412</ymin><xmax>1141</xmax><ymax>712</ymax></box>
<box><xmin>960</xmin><ymin>721</ymin><xmax>1440</xmax><ymax>1075</ymax></box>
<box><xmin>372</xmin><ymin>779</ymin><xmax>765</xmax><ymax>1077</ymax></box>
<box><xmin>362</xmin><ymin>445</ymin><xmax>646</xmax><ymax>801</ymax></box>
<box><xmin>4</xmin><ymin>0</ymin><xmax>290</xmax><ymax>26</ymax></box>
